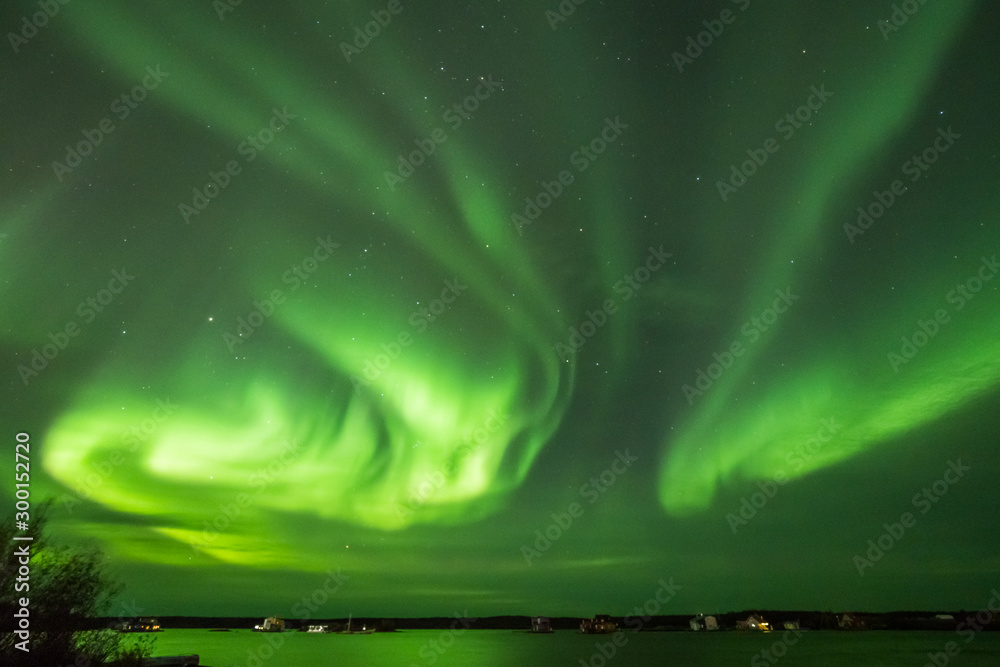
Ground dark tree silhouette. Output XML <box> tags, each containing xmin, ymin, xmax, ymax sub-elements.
<box><xmin>1</xmin><ymin>502</ymin><xmax>153</xmax><ymax>665</ymax></box>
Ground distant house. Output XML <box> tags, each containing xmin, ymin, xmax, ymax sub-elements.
<box><xmin>306</xmin><ymin>625</ymin><xmax>329</xmax><ymax>633</ymax></box>
<box><xmin>736</xmin><ymin>615</ymin><xmax>771</xmax><ymax>631</ymax></box>
<box><xmin>531</xmin><ymin>617</ymin><xmax>553</xmax><ymax>633</ymax></box>
<box><xmin>580</xmin><ymin>615</ymin><xmax>617</xmax><ymax>634</ymax></box>
<box><xmin>837</xmin><ymin>613</ymin><xmax>866</xmax><ymax>630</ymax></box>
<box><xmin>689</xmin><ymin>614</ymin><xmax>719</xmax><ymax>631</ymax></box>
<box><xmin>254</xmin><ymin>616</ymin><xmax>285</xmax><ymax>632</ymax></box>
<box><xmin>783</xmin><ymin>620</ymin><xmax>800</xmax><ymax>631</ymax></box>
<box><xmin>119</xmin><ymin>618</ymin><xmax>161</xmax><ymax>632</ymax></box>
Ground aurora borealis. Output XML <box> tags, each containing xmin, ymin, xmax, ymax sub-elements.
<box><xmin>2</xmin><ymin>0</ymin><xmax>999</xmax><ymax>618</ymax></box>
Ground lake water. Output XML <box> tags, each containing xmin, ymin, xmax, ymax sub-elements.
<box><xmin>147</xmin><ymin>629</ymin><xmax>1000</xmax><ymax>666</ymax></box>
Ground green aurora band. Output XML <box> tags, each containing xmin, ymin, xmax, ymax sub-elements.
<box><xmin>657</xmin><ymin>0</ymin><xmax>1000</xmax><ymax>514</ymax></box>
<box><xmin>2</xmin><ymin>0</ymin><xmax>997</xmax><ymax>611</ymax></box>
<box><xmin>31</xmin><ymin>3</ymin><xmax>593</xmax><ymax>565</ymax></box>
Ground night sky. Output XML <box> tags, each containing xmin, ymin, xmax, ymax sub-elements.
<box><xmin>3</xmin><ymin>1</ymin><xmax>999</xmax><ymax>618</ymax></box>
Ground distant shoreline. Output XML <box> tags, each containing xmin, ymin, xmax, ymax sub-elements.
<box><xmin>86</xmin><ymin>611</ymin><xmax>1000</xmax><ymax>633</ymax></box>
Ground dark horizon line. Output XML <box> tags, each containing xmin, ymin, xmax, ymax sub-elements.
<box><xmin>100</xmin><ymin>609</ymin><xmax>991</xmax><ymax>621</ymax></box>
